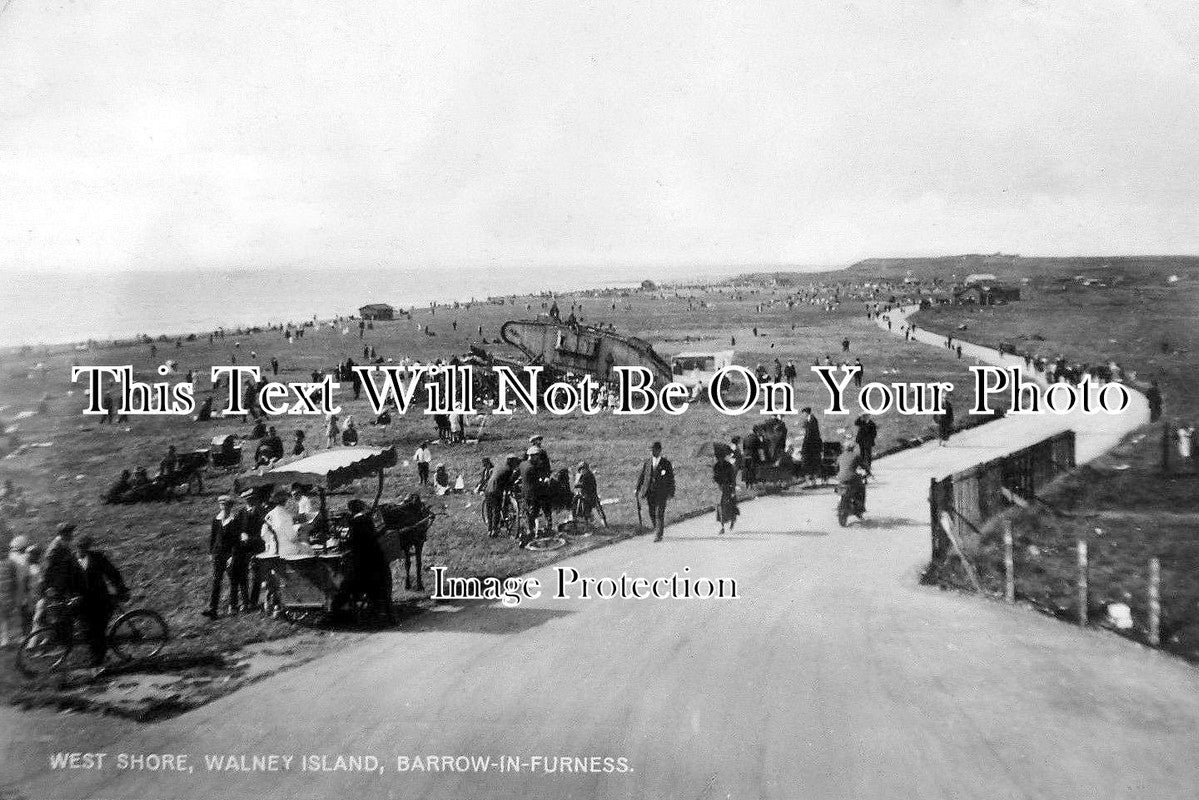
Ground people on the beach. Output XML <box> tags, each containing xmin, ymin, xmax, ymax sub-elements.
<box><xmin>519</xmin><ymin>446</ymin><xmax>552</xmax><ymax>538</ymax></box>
<box><xmin>205</xmin><ymin>494</ymin><xmax>246</xmax><ymax>618</ymax></box>
<box><xmin>854</xmin><ymin>415</ymin><xmax>878</xmax><ymax>477</ymax></box>
<box><xmin>573</xmin><ymin>461</ymin><xmax>606</xmax><ymax>527</ymax></box>
<box><xmin>937</xmin><ymin>401</ymin><xmax>954</xmax><ymax>446</ymax></box>
<box><xmin>325</xmin><ymin>413</ymin><xmax>340</xmax><ymax>449</ymax></box>
<box><xmin>432</xmin><ymin>463</ymin><xmax>451</xmax><ymax>495</ymax></box>
<box><xmin>800</xmin><ymin>408</ymin><xmax>823</xmax><ymax>486</ymax></box>
<box><xmin>414</xmin><ymin>441</ymin><xmax>432</xmax><ymax>485</ymax></box>
<box><xmin>0</xmin><ymin>535</ymin><xmax>31</xmax><ymax>647</ymax></box>
<box><xmin>103</xmin><ymin>470</ymin><xmax>133</xmax><ymax>504</ymax></box>
<box><xmin>1146</xmin><ymin>381</ymin><xmax>1163</xmax><ymax>422</ymax></box>
<box><xmin>339</xmin><ymin>498</ymin><xmax>393</xmax><ymax>623</ymax></box>
<box><xmin>483</xmin><ymin>454</ymin><xmax>520</xmax><ymax>537</ymax></box>
<box><xmin>262</xmin><ymin>490</ymin><xmax>309</xmax><ymax>559</ymax></box>
<box><xmin>341</xmin><ymin>417</ymin><xmax>359</xmax><ymax>446</ymax></box>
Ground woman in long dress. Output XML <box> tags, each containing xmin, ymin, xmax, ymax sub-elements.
<box><xmin>713</xmin><ymin>446</ymin><xmax>739</xmax><ymax>534</ymax></box>
<box><xmin>800</xmin><ymin>408</ymin><xmax>823</xmax><ymax>486</ymax></box>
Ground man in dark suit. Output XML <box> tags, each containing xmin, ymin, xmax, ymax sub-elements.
<box><xmin>484</xmin><ymin>454</ymin><xmax>520</xmax><ymax>537</ymax></box>
<box><xmin>854</xmin><ymin>415</ymin><xmax>878</xmax><ymax>477</ymax></box>
<box><xmin>635</xmin><ymin>442</ymin><xmax>675</xmax><ymax>542</ymax></box>
<box><xmin>341</xmin><ymin>498</ymin><xmax>393</xmax><ymax>622</ymax></box>
<box><xmin>518</xmin><ymin>447</ymin><xmax>552</xmax><ymax>539</ymax></box>
<box><xmin>73</xmin><ymin>534</ymin><xmax>129</xmax><ymax>666</ymax></box>
<box><xmin>242</xmin><ymin>491</ymin><xmax>268</xmax><ymax>609</ymax></box>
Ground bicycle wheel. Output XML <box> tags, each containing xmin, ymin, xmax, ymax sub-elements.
<box><xmin>108</xmin><ymin>609</ymin><xmax>169</xmax><ymax>662</ymax></box>
<box><xmin>506</xmin><ymin>495</ymin><xmax>524</xmax><ymax>539</ymax></box>
<box><xmin>565</xmin><ymin>496</ymin><xmax>593</xmax><ymax>537</ymax></box>
<box><xmin>16</xmin><ymin>627</ymin><xmax>73</xmax><ymax>677</ymax></box>
<box><xmin>524</xmin><ymin>535</ymin><xmax>567</xmax><ymax>552</ymax></box>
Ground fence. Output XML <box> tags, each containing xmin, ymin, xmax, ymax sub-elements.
<box><xmin>928</xmin><ymin>429</ymin><xmax>1076</xmax><ymax>567</ymax></box>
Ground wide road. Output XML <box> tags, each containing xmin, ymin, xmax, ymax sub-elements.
<box><xmin>8</xmin><ymin>315</ymin><xmax>1198</xmax><ymax>800</ymax></box>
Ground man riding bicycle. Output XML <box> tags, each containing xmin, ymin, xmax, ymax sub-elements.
<box><xmin>835</xmin><ymin>443</ymin><xmax>867</xmax><ymax>523</ymax></box>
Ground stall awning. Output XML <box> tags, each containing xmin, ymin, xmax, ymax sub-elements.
<box><xmin>240</xmin><ymin>446</ymin><xmax>397</xmax><ymax>491</ymax></box>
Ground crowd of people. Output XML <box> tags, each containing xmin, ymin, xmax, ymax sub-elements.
<box><xmin>202</xmin><ymin>485</ymin><xmax>404</xmax><ymax>623</ymax></box>
<box><xmin>475</xmin><ymin>434</ymin><xmax>609</xmax><ymax>541</ymax></box>
<box><xmin>0</xmin><ymin>524</ymin><xmax>128</xmax><ymax>666</ymax></box>
<box><xmin>102</xmin><ymin>445</ymin><xmax>204</xmax><ymax>503</ymax></box>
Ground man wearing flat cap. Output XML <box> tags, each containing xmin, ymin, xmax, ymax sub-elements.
<box><xmin>42</xmin><ymin>523</ymin><xmax>84</xmax><ymax>604</ymax></box>
<box><xmin>483</xmin><ymin>454</ymin><xmax>521</xmax><ymax>537</ymax></box>
<box><xmin>518</xmin><ymin>445</ymin><xmax>552</xmax><ymax>539</ymax></box>
<box><xmin>205</xmin><ymin>495</ymin><xmax>247</xmax><ymax>618</ymax></box>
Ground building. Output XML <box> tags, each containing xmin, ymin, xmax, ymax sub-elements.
<box><xmin>962</xmin><ymin>273</ymin><xmax>998</xmax><ymax>286</ymax></box>
<box><xmin>358</xmin><ymin>303</ymin><xmax>395</xmax><ymax>321</ymax></box>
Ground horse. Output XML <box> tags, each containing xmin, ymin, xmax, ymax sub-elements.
<box><xmin>378</xmin><ymin>495</ymin><xmax>435</xmax><ymax>591</ymax></box>
<box><xmin>160</xmin><ymin>451</ymin><xmax>208</xmax><ymax>498</ymax></box>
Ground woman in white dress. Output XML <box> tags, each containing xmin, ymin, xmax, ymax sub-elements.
<box><xmin>262</xmin><ymin>490</ymin><xmax>312</xmax><ymax>558</ymax></box>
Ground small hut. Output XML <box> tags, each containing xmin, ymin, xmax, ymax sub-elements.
<box><xmin>358</xmin><ymin>303</ymin><xmax>395</xmax><ymax>321</ymax></box>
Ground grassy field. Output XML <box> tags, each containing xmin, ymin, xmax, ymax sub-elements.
<box><xmin>1</xmin><ymin>276</ymin><xmax>987</xmax><ymax>706</ymax></box>
<box><xmin>905</xmin><ymin>256</ymin><xmax>1199</xmax><ymax>662</ymax></box>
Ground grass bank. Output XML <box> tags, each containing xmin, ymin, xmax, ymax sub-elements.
<box><xmin>908</xmin><ymin>256</ymin><xmax>1199</xmax><ymax>662</ymax></box>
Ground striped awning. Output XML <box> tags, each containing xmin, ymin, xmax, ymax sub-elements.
<box><xmin>239</xmin><ymin>446</ymin><xmax>397</xmax><ymax>491</ymax></box>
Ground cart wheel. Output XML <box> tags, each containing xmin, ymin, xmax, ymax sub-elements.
<box><xmin>109</xmin><ymin>609</ymin><xmax>170</xmax><ymax>662</ymax></box>
<box><xmin>16</xmin><ymin>627</ymin><xmax>74</xmax><ymax>677</ymax></box>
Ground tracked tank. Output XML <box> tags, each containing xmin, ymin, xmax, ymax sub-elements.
<box><xmin>500</xmin><ymin>319</ymin><xmax>673</xmax><ymax>385</ymax></box>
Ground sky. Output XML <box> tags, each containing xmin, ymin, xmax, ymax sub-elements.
<box><xmin>1</xmin><ymin>0</ymin><xmax>1198</xmax><ymax>274</ymax></box>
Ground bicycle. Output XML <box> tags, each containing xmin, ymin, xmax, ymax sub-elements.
<box><xmin>481</xmin><ymin>483</ymin><xmax>566</xmax><ymax>551</ymax></box>
<box><xmin>519</xmin><ymin>496</ymin><xmax>567</xmax><ymax>552</ymax></box>
<box><xmin>15</xmin><ymin>598</ymin><xmax>170</xmax><ymax>677</ymax></box>
<box><xmin>480</xmin><ymin>488</ymin><xmax>524</xmax><ymax>540</ymax></box>
<box><xmin>557</xmin><ymin>491</ymin><xmax>607</xmax><ymax>537</ymax></box>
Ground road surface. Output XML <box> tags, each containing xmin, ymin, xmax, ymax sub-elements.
<box><xmin>7</xmin><ymin>312</ymin><xmax>1198</xmax><ymax>800</ymax></box>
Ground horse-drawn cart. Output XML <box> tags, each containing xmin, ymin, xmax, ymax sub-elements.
<box><xmin>237</xmin><ymin>446</ymin><xmax>415</xmax><ymax>622</ymax></box>
<box><xmin>700</xmin><ymin>437</ymin><xmax>844</xmax><ymax>487</ymax></box>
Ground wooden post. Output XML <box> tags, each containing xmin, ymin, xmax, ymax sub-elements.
<box><xmin>1077</xmin><ymin>539</ymin><xmax>1088</xmax><ymax>626</ymax></box>
<box><xmin>1149</xmin><ymin>557</ymin><xmax>1161</xmax><ymax>647</ymax></box>
<box><xmin>372</xmin><ymin>470</ymin><xmax>385</xmax><ymax>512</ymax></box>
<box><xmin>1003</xmin><ymin>521</ymin><xmax>1015</xmax><ymax>604</ymax></box>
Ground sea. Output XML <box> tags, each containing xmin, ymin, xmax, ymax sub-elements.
<box><xmin>0</xmin><ymin>263</ymin><xmax>782</xmax><ymax>348</ymax></box>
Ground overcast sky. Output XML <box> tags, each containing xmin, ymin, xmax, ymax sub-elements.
<box><xmin>1</xmin><ymin>0</ymin><xmax>1198</xmax><ymax>273</ymax></box>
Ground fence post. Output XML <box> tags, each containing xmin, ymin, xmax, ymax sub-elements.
<box><xmin>928</xmin><ymin>477</ymin><xmax>941</xmax><ymax>562</ymax></box>
<box><xmin>1003</xmin><ymin>521</ymin><xmax>1015</xmax><ymax>604</ymax></box>
<box><xmin>1149</xmin><ymin>557</ymin><xmax>1161</xmax><ymax>647</ymax></box>
<box><xmin>1077</xmin><ymin>539</ymin><xmax>1088</xmax><ymax>626</ymax></box>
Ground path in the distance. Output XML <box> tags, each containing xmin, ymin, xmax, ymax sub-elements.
<box><xmin>9</xmin><ymin>310</ymin><xmax>1198</xmax><ymax>800</ymax></box>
